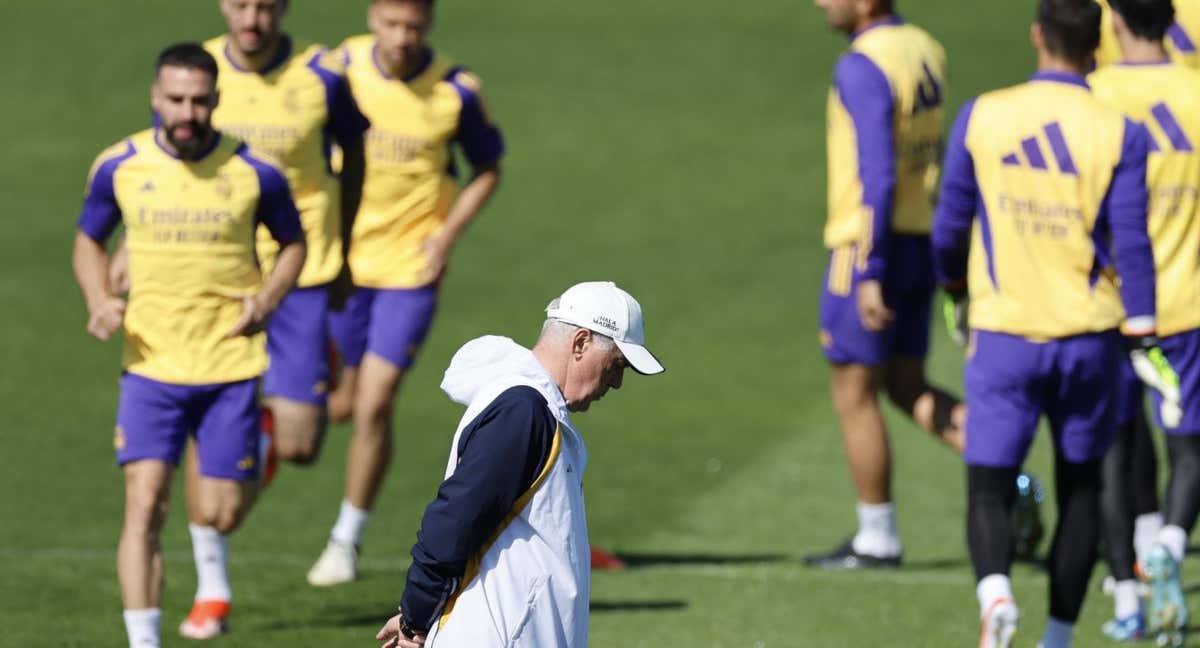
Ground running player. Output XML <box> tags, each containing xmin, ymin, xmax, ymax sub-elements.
<box><xmin>932</xmin><ymin>1</ymin><xmax>1168</xmax><ymax>645</ymax></box>
<box><xmin>204</xmin><ymin>0</ymin><xmax>368</xmax><ymax>468</ymax></box>
<box><xmin>1091</xmin><ymin>0</ymin><xmax>1200</xmax><ymax>643</ymax></box>
<box><xmin>306</xmin><ymin>0</ymin><xmax>504</xmax><ymax>586</ymax></box>
<box><xmin>71</xmin><ymin>43</ymin><xmax>304</xmax><ymax>648</ymax></box>
<box><xmin>1091</xmin><ymin>1</ymin><xmax>1200</xmax><ymax>608</ymax></box>
<box><xmin>161</xmin><ymin>1</ymin><xmax>370</xmax><ymax>636</ymax></box>
<box><xmin>806</xmin><ymin>0</ymin><xmax>967</xmax><ymax>570</ymax></box>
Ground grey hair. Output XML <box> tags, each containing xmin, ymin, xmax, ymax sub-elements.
<box><xmin>539</xmin><ymin>318</ymin><xmax>615</xmax><ymax>351</ymax></box>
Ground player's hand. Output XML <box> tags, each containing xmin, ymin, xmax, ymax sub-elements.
<box><xmin>376</xmin><ymin>614</ymin><xmax>425</xmax><ymax>648</ymax></box>
<box><xmin>1128</xmin><ymin>334</ymin><xmax>1183</xmax><ymax>429</ymax></box>
<box><xmin>856</xmin><ymin>279</ymin><xmax>893</xmax><ymax>332</ymax></box>
<box><xmin>942</xmin><ymin>292</ymin><xmax>969</xmax><ymax>347</ymax></box>
<box><xmin>329</xmin><ymin>264</ymin><xmax>355</xmax><ymax>312</ymax></box>
<box><xmin>419</xmin><ymin>234</ymin><xmax>452</xmax><ymax>285</ymax></box>
<box><xmin>226</xmin><ymin>294</ymin><xmax>272</xmax><ymax>338</ymax></box>
<box><xmin>86</xmin><ymin>296</ymin><xmax>126</xmax><ymax>341</ymax></box>
<box><xmin>109</xmin><ymin>245</ymin><xmax>131</xmax><ymax>295</ymax></box>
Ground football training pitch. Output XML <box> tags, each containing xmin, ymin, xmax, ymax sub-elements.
<box><xmin>2</xmin><ymin>1</ymin><xmax>1183</xmax><ymax>645</ymax></box>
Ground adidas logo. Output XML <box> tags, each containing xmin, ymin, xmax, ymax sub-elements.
<box><xmin>1001</xmin><ymin>121</ymin><xmax>1077</xmax><ymax>175</ymax></box>
<box><xmin>139</xmin><ymin>180</ymin><xmax>156</xmax><ymax>193</ymax></box>
<box><xmin>1147</xmin><ymin>103</ymin><xmax>1193</xmax><ymax>153</ymax></box>
<box><xmin>1169</xmin><ymin>22</ymin><xmax>1196</xmax><ymax>55</ymax></box>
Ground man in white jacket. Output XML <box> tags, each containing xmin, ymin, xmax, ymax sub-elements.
<box><xmin>376</xmin><ymin>281</ymin><xmax>665</xmax><ymax>648</ymax></box>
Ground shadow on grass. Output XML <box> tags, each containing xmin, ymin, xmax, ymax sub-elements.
<box><xmin>614</xmin><ymin>552</ymin><xmax>787</xmax><ymax>568</ymax></box>
<box><xmin>591</xmin><ymin>599</ymin><xmax>688</xmax><ymax>613</ymax></box>
<box><xmin>900</xmin><ymin>557</ymin><xmax>971</xmax><ymax>570</ymax></box>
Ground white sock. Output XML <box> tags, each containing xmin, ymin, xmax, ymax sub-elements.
<box><xmin>189</xmin><ymin>523</ymin><xmax>231</xmax><ymax>602</ymax></box>
<box><xmin>976</xmin><ymin>573</ymin><xmax>1015</xmax><ymax>617</ymax></box>
<box><xmin>1113</xmin><ymin>579</ymin><xmax>1140</xmax><ymax>619</ymax></box>
<box><xmin>122</xmin><ymin>608</ymin><xmax>161</xmax><ymax>647</ymax></box>
<box><xmin>1040</xmin><ymin>616</ymin><xmax>1073</xmax><ymax>648</ymax></box>
<box><xmin>1158</xmin><ymin>524</ymin><xmax>1188</xmax><ymax>563</ymax></box>
<box><xmin>330</xmin><ymin>500</ymin><xmax>369</xmax><ymax>547</ymax></box>
<box><xmin>851</xmin><ymin>501</ymin><xmax>901</xmax><ymax>557</ymax></box>
<box><xmin>1135</xmin><ymin>512</ymin><xmax>1164</xmax><ymax>563</ymax></box>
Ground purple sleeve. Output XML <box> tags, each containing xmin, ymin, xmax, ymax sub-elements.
<box><xmin>445</xmin><ymin>68</ymin><xmax>505</xmax><ymax>171</ymax></box>
<box><xmin>307</xmin><ymin>51</ymin><xmax>370</xmax><ymax>148</ymax></box>
<box><xmin>236</xmin><ymin>147</ymin><xmax>303</xmax><ymax>245</ymax></box>
<box><xmin>1106</xmin><ymin>119</ymin><xmax>1156</xmax><ymax>322</ymax></box>
<box><xmin>931</xmin><ymin>99</ymin><xmax>979</xmax><ymax>289</ymax></box>
<box><xmin>77</xmin><ymin>141</ymin><xmax>136</xmax><ymax>243</ymax></box>
<box><xmin>835</xmin><ymin>52</ymin><xmax>895</xmax><ymax>282</ymax></box>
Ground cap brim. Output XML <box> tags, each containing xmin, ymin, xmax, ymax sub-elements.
<box><xmin>614</xmin><ymin>340</ymin><xmax>665</xmax><ymax>376</ymax></box>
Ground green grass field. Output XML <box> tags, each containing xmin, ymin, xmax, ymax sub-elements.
<box><xmin>1</xmin><ymin>1</ymin><xmax>1184</xmax><ymax>646</ymax></box>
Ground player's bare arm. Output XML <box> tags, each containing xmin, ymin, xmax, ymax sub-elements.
<box><xmin>420</xmin><ymin>161</ymin><xmax>501</xmax><ymax>283</ymax></box>
<box><xmin>107</xmin><ymin>235</ymin><xmax>130</xmax><ymax>295</ymax></box>
<box><xmin>227</xmin><ymin>238</ymin><xmax>306</xmax><ymax>338</ymax></box>
<box><xmin>72</xmin><ymin>230</ymin><xmax>125</xmax><ymax>341</ymax></box>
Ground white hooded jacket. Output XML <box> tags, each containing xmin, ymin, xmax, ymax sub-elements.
<box><xmin>425</xmin><ymin>336</ymin><xmax>590</xmax><ymax>647</ymax></box>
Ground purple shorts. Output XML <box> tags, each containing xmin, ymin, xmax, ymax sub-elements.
<box><xmin>115</xmin><ymin>373</ymin><xmax>261</xmax><ymax>481</ymax></box>
<box><xmin>1113</xmin><ymin>354</ymin><xmax>1145</xmax><ymax>427</ymax></box>
<box><xmin>1151</xmin><ymin>328</ymin><xmax>1200</xmax><ymax>435</ymax></box>
<box><xmin>328</xmin><ymin>285</ymin><xmax>438</xmax><ymax>370</ymax></box>
<box><xmin>964</xmin><ymin>330</ymin><xmax>1121</xmax><ymax>468</ymax></box>
<box><xmin>264</xmin><ymin>284</ymin><xmax>331</xmax><ymax>405</ymax></box>
<box><xmin>818</xmin><ymin>235</ymin><xmax>935</xmax><ymax>365</ymax></box>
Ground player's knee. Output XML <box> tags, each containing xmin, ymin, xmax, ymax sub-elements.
<box><xmin>831</xmin><ymin>380</ymin><xmax>877</xmax><ymax>416</ymax></box>
<box><xmin>1057</xmin><ymin>459</ymin><xmax>1103</xmax><ymax>494</ymax></box>
<box><xmin>125</xmin><ymin>486</ymin><xmax>169</xmax><ymax>535</ymax></box>
<box><xmin>328</xmin><ymin>383</ymin><xmax>355</xmax><ymax>424</ymax></box>
<box><xmin>211</xmin><ymin>495</ymin><xmax>251</xmax><ymax>534</ymax></box>
<box><xmin>968</xmin><ymin>464</ymin><xmax>1020</xmax><ymax>501</ymax></box>
<box><xmin>277</xmin><ymin>424</ymin><xmax>326</xmax><ymax>465</ymax></box>
<box><xmin>286</xmin><ymin>448</ymin><xmax>318</xmax><ymax>465</ymax></box>
<box><xmin>211</xmin><ymin>510</ymin><xmax>240</xmax><ymax>534</ymax></box>
<box><xmin>283</xmin><ymin>436</ymin><xmax>323</xmax><ymax>465</ymax></box>
<box><xmin>356</xmin><ymin>392</ymin><xmax>394</xmax><ymax>427</ymax></box>
<box><xmin>883</xmin><ymin>371</ymin><xmax>927</xmax><ymax>410</ymax></box>
<box><xmin>327</xmin><ymin>398</ymin><xmax>353</xmax><ymax>424</ymax></box>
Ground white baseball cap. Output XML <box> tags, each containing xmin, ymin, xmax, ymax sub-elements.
<box><xmin>545</xmin><ymin>281</ymin><xmax>665</xmax><ymax>376</ymax></box>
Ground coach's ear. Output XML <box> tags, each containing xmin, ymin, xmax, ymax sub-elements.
<box><xmin>1030</xmin><ymin>22</ymin><xmax>1044</xmax><ymax>53</ymax></box>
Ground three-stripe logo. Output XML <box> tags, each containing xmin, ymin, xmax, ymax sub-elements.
<box><xmin>1001</xmin><ymin>121</ymin><xmax>1077</xmax><ymax>175</ymax></box>
<box><xmin>1147</xmin><ymin>102</ymin><xmax>1193</xmax><ymax>153</ymax></box>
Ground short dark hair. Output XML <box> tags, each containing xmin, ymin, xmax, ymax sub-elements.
<box><xmin>1110</xmin><ymin>0</ymin><xmax>1175</xmax><ymax>41</ymax></box>
<box><xmin>1037</xmin><ymin>0</ymin><xmax>1103</xmax><ymax>65</ymax></box>
<box><xmin>155</xmin><ymin>42</ymin><xmax>219</xmax><ymax>81</ymax></box>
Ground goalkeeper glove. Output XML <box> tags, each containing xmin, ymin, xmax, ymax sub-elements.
<box><xmin>942</xmin><ymin>288</ymin><xmax>968</xmax><ymax>347</ymax></box>
<box><xmin>1127</xmin><ymin>333</ymin><xmax>1182</xmax><ymax>429</ymax></box>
